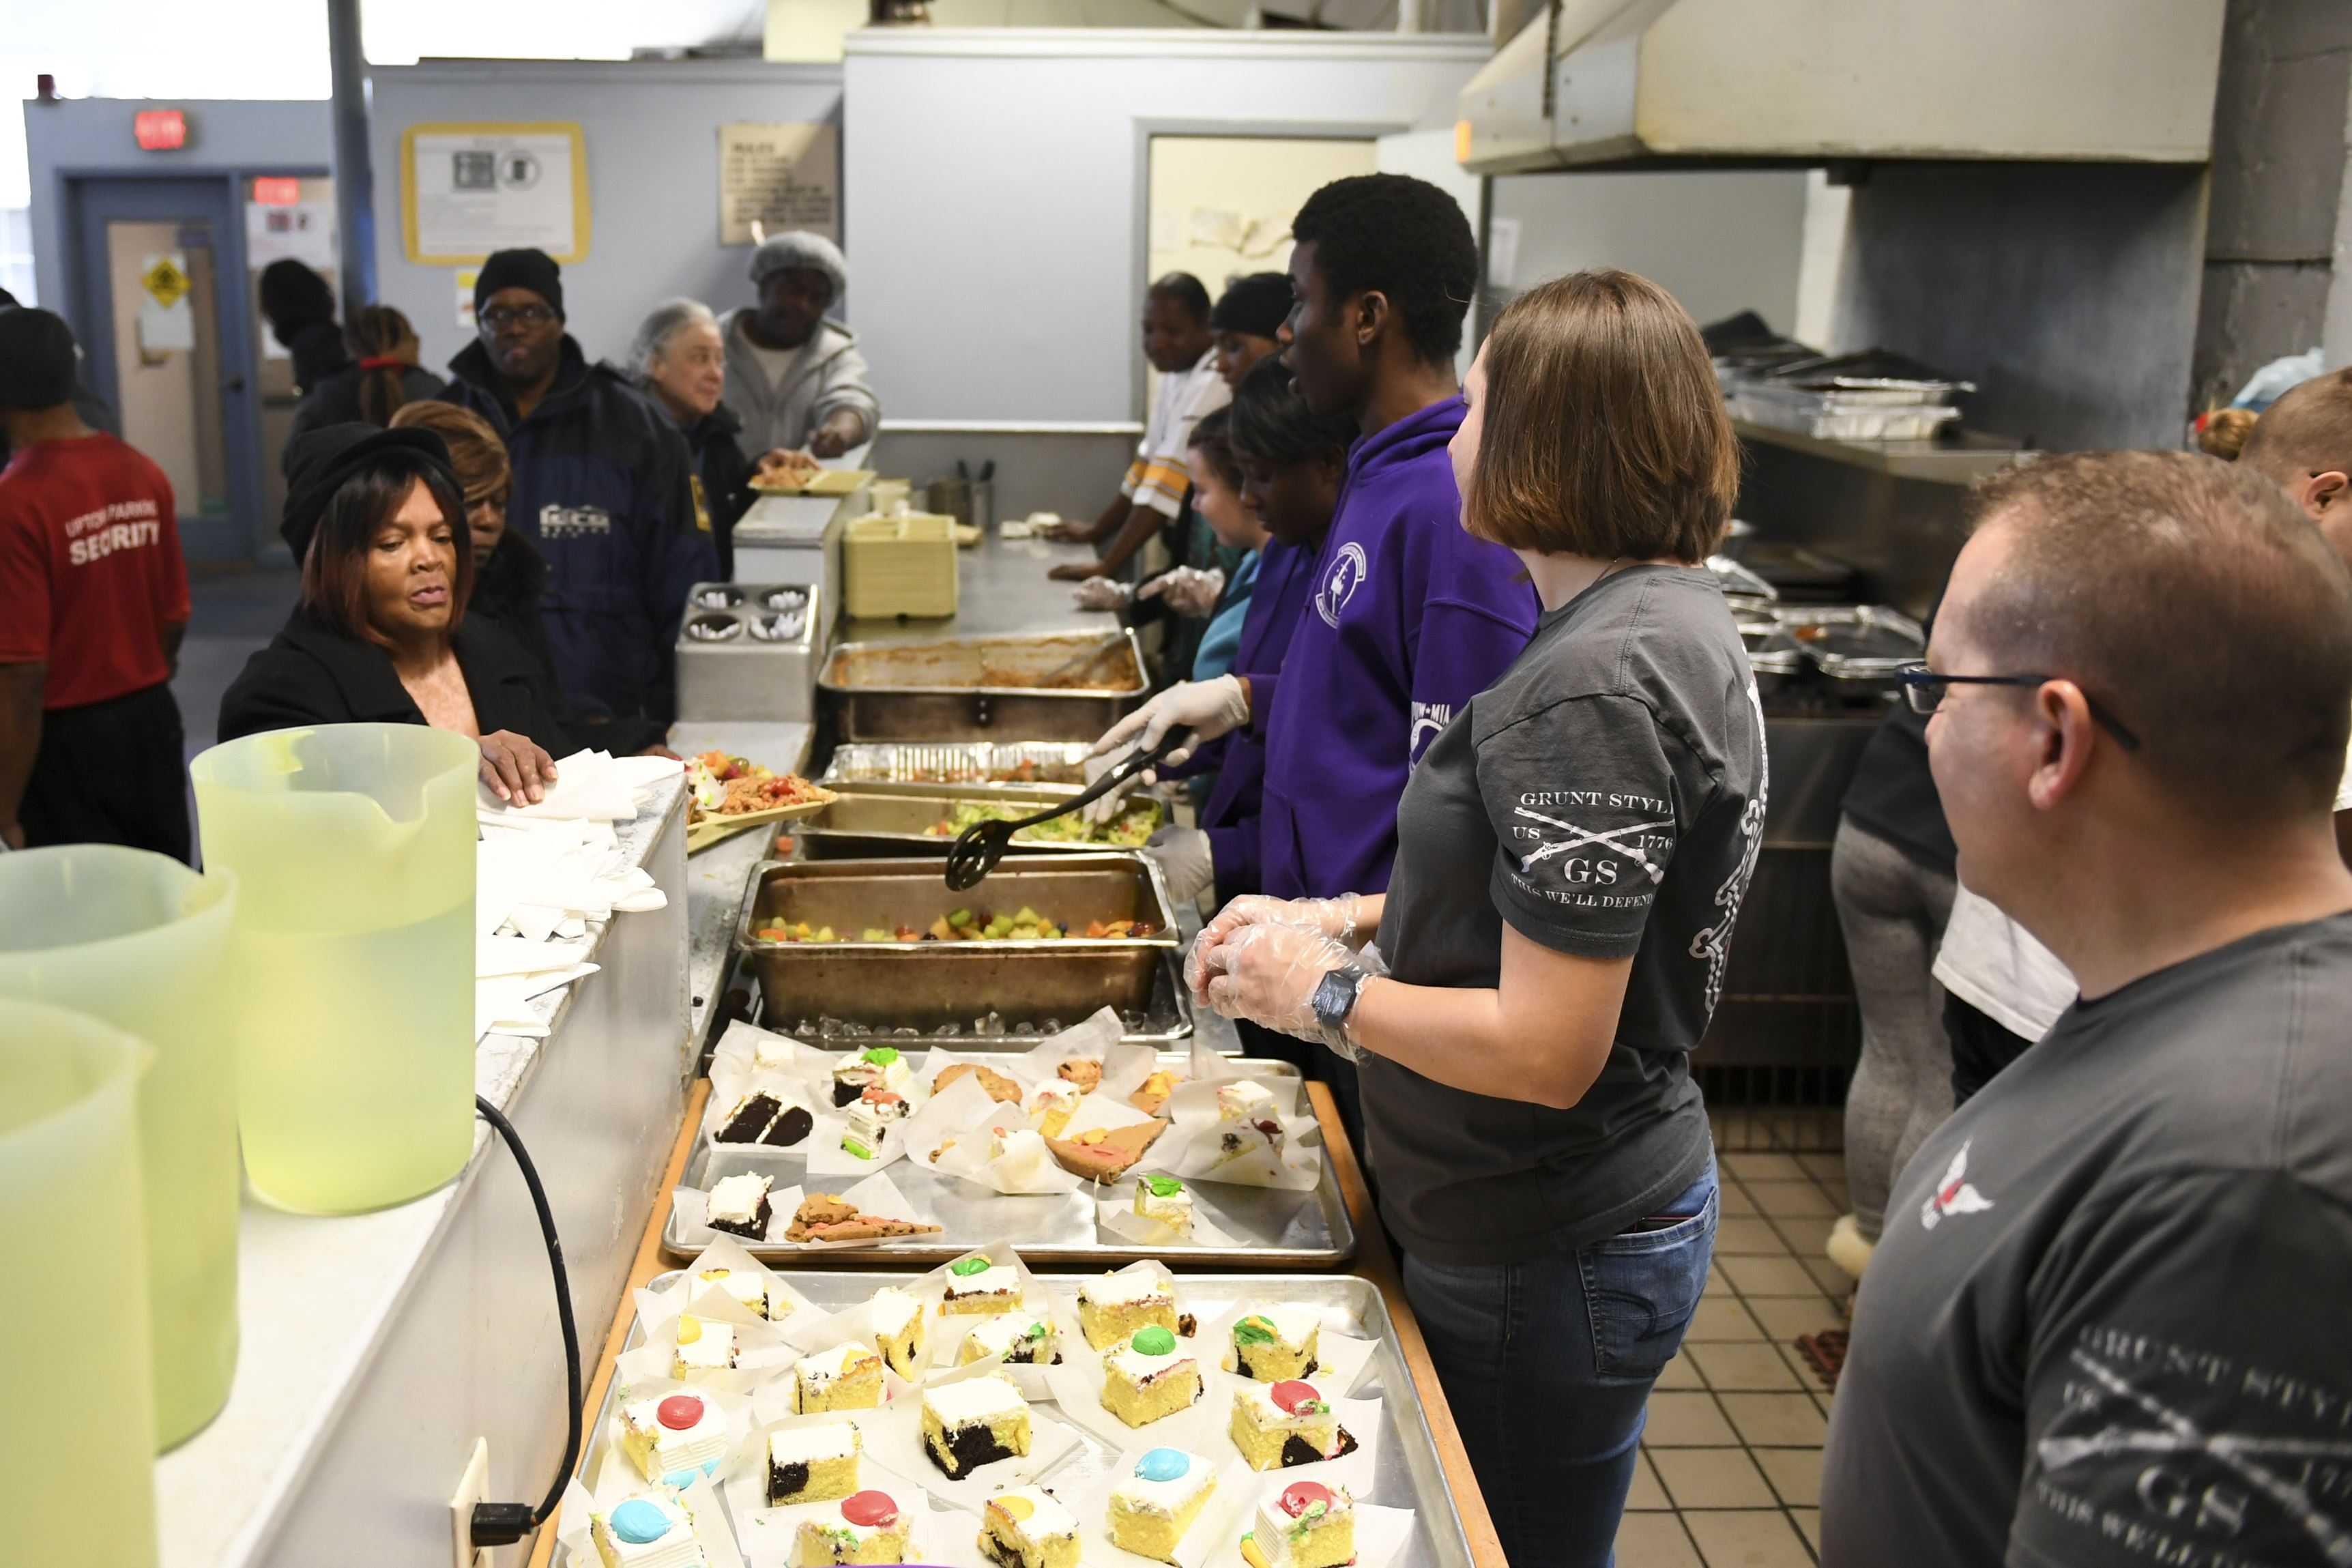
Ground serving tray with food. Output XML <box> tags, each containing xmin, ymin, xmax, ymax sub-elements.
<box><xmin>794</xmin><ymin>791</ymin><xmax>1166</xmax><ymax>860</ymax></box>
<box><xmin>663</xmin><ymin>1014</ymin><xmax>1348</xmax><ymax>1267</ymax></box>
<box><xmin>734</xmin><ymin>855</ymin><xmax>1181</xmax><ymax>1032</ymax></box>
<box><xmin>686</xmin><ymin>752</ymin><xmax>837</xmax><ymax>853</ymax></box>
<box><xmin>554</xmin><ymin>1250</ymin><xmax>1466</xmax><ymax>1568</ymax></box>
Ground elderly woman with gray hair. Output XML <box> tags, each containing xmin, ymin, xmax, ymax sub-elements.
<box><xmin>629</xmin><ymin>296</ymin><xmax>814</xmax><ymax>578</ymax></box>
<box><xmin>721</xmin><ymin>231</ymin><xmax>880</xmax><ymax>461</ymax></box>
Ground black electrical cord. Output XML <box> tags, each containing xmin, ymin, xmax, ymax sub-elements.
<box><xmin>467</xmin><ymin>1094</ymin><xmax>583</xmax><ymax>1548</ymax></box>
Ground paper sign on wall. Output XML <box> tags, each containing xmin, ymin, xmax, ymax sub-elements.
<box><xmin>139</xmin><ymin>252</ymin><xmax>196</xmax><ymax>353</ymax></box>
<box><xmin>245</xmin><ymin>200</ymin><xmax>336</xmax><ymax>270</ymax></box>
<box><xmin>402</xmin><ymin>121</ymin><xmax>590</xmax><ymax>263</ymax></box>
<box><xmin>718</xmin><ymin>121</ymin><xmax>839</xmax><ymax>245</ymax></box>
<box><xmin>456</xmin><ymin>268</ymin><xmax>480</xmax><ymax>331</ymax></box>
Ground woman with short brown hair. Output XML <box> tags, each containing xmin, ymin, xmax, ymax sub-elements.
<box><xmin>1191</xmin><ymin>270</ymin><xmax>1764</xmax><ymax>1565</ymax></box>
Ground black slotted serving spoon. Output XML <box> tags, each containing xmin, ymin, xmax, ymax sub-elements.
<box><xmin>942</xmin><ymin>729</ymin><xmax>1189</xmax><ymax>891</ymax></box>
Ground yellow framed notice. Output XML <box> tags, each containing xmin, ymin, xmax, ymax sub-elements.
<box><xmin>401</xmin><ymin>121</ymin><xmax>590</xmax><ymax>264</ymax></box>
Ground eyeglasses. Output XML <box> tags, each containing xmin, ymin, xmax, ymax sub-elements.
<box><xmin>1896</xmin><ymin>663</ymin><xmax>2142</xmax><ymax>751</ymax></box>
<box><xmin>480</xmin><ymin>305</ymin><xmax>557</xmax><ymax>330</ymax></box>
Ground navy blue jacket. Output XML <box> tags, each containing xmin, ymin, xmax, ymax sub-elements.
<box><xmin>439</xmin><ymin>338</ymin><xmax>712</xmax><ymax>726</ymax></box>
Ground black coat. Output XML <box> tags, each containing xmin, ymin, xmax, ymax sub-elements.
<box><xmin>469</xmin><ymin>531</ymin><xmax>560</xmax><ymax>687</ymax></box>
<box><xmin>218</xmin><ymin>606</ymin><xmax>575</xmax><ymax>755</ymax></box>
<box><xmin>284</xmin><ymin>320</ymin><xmax>353</xmax><ymax>394</ymax></box>
<box><xmin>682</xmin><ymin>402</ymin><xmax>756</xmax><ymax>579</ymax></box>
<box><xmin>282</xmin><ymin>364</ymin><xmax>450</xmax><ymax>471</ymax></box>
<box><xmin>438</xmin><ymin>338</ymin><xmax>712</xmax><ymax>725</ymax></box>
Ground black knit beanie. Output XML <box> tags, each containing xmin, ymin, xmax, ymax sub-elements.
<box><xmin>474</xmin><ymin>249</ymin><xmax>564</xmax><ymax>319</ymax></box>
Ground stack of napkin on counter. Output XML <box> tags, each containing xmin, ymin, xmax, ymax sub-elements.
<box><xmin>473</xmin><ymin>751</ymin><xmax>684</xmax><ymax>1040</ymax></box>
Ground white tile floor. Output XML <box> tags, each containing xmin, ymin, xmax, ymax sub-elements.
<box><xmin>1617</xmin><ymin>1142</ymin><xmax>1851</xmax><ymax>1567</ymax></box>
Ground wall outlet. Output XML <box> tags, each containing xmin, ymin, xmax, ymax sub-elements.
<box><xmin>450</xmin><ymin>1436</ymin><xmax>493</xmax><ymax>1568</ymax></box>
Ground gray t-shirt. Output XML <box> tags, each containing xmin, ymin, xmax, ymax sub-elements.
<box><xmin>1364</xmin><ymin>565</ymin><xmax>1768</xmax><ymax>1264</ymax></box>
<box><xmin>1820</xmin><ymin>913</ymin><xmax>2352</xmax><ymax>1568</ymax></box>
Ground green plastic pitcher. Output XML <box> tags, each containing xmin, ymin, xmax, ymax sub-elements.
<box><xmin>190</xmin><ymin>722</ymin><xmax>480</xmax><ymax>1214</ymax></box>
<box><xmin>0</xmin><ymin>846</ymin><xmax>237</xmax><ymax>1451</ymax></box>
<box><xmin>0</xmin><ymin>998</ymin><xmax>158</xmax><ymax>1567</ymax></box>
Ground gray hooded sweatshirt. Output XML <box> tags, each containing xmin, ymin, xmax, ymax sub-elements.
<box><xmin>718</xmin><ymin>308</ymin><xmax>882</xmax><ymax>460</ymax></box>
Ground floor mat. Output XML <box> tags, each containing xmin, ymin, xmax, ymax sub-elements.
<box><xmin>1795</xmin><ymin>1329</ymin><xmax>1848</xmax><ymax>1392</ymax></box>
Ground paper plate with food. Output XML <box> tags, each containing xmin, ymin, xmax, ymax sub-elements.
<box><xmin>684</xmin><ymin>751</ymin><xmax>835</xmax><ymax>852</ymax></box>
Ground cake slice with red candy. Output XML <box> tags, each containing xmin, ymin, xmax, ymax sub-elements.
<box><xmin>793</xmin><ymin>1487</ymin><xmax>913</xmax><ymax>1565</ymax></box>
<box><xmin>1244</xmin><ymin>1481</ymin><xmax>1355</xmax><ymax>1568</ymax></box>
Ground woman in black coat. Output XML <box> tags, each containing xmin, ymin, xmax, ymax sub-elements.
<box><xmin>220</xmin><ymin>424</ymin><xmax>571</xmax><ymax>803</ymax></box>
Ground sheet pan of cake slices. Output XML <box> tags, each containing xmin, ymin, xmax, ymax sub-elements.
<box><xmin>556</xmin><ymin>1264</ymin><xmax>1477</xmax><ymax>1568</ymax></box>
<box><xmin>663</xmin><ymin>1036</ymin><xmax>1355</xmax><ymax>1268</ymax></box>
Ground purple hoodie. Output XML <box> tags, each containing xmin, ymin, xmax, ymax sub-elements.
<box><xmin>1251</xmin><ymin>396</ymin><xmax>1539</xmax><ymax>901</ymax></box>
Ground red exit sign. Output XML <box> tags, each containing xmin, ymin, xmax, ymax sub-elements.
<box><xmin>134</xmin><ymin>109</ymin><xmax>188</xmax><ymax>151</ymax></box>
<box><xmin>252</xmin><ymin>177</ymin><xmax>301</xmax><ymax>206</ymax></box>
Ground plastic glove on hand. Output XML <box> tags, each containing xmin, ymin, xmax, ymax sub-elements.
<box><xmin>1144</xmin><ymin>825</ymin><xmax>1215</xmax><ymax>904</ymax></box>
<box><xmin>1071</xmin><ymin>577</ymin><xmax>1133</xmax><ymax>612</ymax></box>
<box><xmin>1086</xmin><ymin>674</ymin><xmax>1249</xmax><ymax>770</ymax></box>
<box><xmin>1201</xmin><ymin>919</ymin><xmax>1368</xmax><ymax>1049</ymax></box>
<box><xmin>1079</xmin><ymin>743</ymin><xmax>1155</xmax><ymax>827</ymax></box>
<box><xmin>1199</xmin><ymin>892</ymin><xmax>1368</xmax><ymax>950</ymax></box>
<box><xmin>1139</xmin><ymin>566</ymin><xmax>1225</xmax><ymax>618</ymax></box>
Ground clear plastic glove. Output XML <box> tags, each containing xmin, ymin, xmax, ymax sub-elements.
<box><xmin>1138</xmin><ymin>565</ymin><xmax>1225</xmax><ymax>618</ymax></box>
<box><xmin>1199</xmin><ymin>892</ymin><xmax>1371</xmax><ymax>953</ymax></box>
<box><xmin>1193</xmin><ymin>918</ymin><xmax>1376</xmax><ymax>1053</ymax></box>
<box><xmin>1071</xmin><ymin>577</ymin><xmax>1133</xmax><ymax>612</ymax></box>
<box><xmin>1144</xmin><ymin>825</ymin><xmax>1215</xmax><ymax>903</ymax></box>
<box><xmin>1088</xmin><ymin>674</ymin><xmax>1249</xmax><ymax>770</ymax></box>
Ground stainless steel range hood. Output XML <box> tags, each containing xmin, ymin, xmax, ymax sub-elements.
<box><xmin>1456</xmin><ymin>0</ymin><xmax>2226</xmax><ymax>175</ymax></box>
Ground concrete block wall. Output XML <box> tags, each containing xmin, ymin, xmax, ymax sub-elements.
<box><xmin>2191</xmin><ymin>0</ymin><xmax>2352</xmax><ymax>410</ymax></box>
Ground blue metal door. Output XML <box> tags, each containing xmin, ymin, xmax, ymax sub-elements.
<box><xmin>68</xmin><ymin>176</ymin><xmax>264</xmax><ymax>562</ymax></box>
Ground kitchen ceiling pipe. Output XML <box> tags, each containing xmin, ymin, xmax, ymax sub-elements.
<box><xmin>328</xmin><ymin>0</ymin><xmax>375</xmax><ymax>307</ymax></box>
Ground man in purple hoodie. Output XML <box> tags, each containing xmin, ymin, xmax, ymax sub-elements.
<box><xmin>1094</xmin><ymin>174</ymin><xmax>1538</xmax><ymax>1137</ymax></box>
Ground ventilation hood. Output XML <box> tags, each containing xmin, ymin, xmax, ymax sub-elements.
<box><xmin>1456</xmin><ymin>0</ymin><xmax>2226</xmax><ymax>175</ymax></box>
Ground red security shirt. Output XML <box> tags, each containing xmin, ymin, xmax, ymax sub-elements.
<box><xmin>0</xmin><ymin>434</ymin><xmax>190</xmax><ymax>710</ymax></box>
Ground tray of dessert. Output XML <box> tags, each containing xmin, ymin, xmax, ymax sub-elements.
<box><xmin>666</xmin><ymin>1017</ymin><xmax>1352</xmax><ymax>1268</ymax></box>
<box><xmin>552</xmin><ymin>1250</ymin><xmax>1474</xmax><ymax>1568</ymax></box>
<box><xmin>736</xmin><ymin>854</ymin><xmax>1182</xmax><ymax>1033</ymax></box>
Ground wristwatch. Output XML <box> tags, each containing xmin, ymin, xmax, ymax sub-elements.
<box><xmin>1309</xmin><ymin>968</ymin><xmax>1367</xmax><ymax>1038</ymax></box>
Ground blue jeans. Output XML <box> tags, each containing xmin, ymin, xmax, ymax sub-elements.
<box><xmin>1400</xmin><ymin>1165</ymin><xmax>1719</xmax><ymax>1568</ymax></box>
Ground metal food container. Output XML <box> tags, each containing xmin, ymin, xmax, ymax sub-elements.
<box><xmin>1738</xmin><ymin>615</ymin><xmax>1806</xmax><ymax>696</ymax></box>
<box><xmin>1777</xmin><ymin>605</ymin><xmax>1926</xmax><ymax>688</ymax></box>
<box><xmin>675</xmin><ymin>580</ymin><xmax>826</xmax><ymax>723</ymax></box>
<box><xmin>794</xmin><ymin>787</ymin><xmax>1165</xmax><ymax>860</ymax></box>
<box><xmin>817</xmin><ymin>629</ymin><xmax>1147</xmax><ymax>741</ymax></box>
<box><xmin>669</xmin><ymin>1054</ymin><xmax>1349</xmax><ymax>1266</ymax></box>
<box><xmin>759</xmin><ymin>948</ymin><xmax>1194</xmax><ymax>1047</ymax></box>
<box><xmin>735</xmin><ymin>852</ymin><xmax>1180</xmax><ymax>1030</ymax></box>
<box><xmin>560</xmin><ymin>1271</ymin><xmax>1475</xmax><ymax>1568</ymax></box>
<box><xmin>820</xmin><ymin>740</ymin><xmax>1096</xmax><ymax>795</ymax></box>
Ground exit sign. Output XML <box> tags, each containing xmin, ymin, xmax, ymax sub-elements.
<box><xmin>134</xmin><ymin>109</ymin><xmax>188</xmax><ymax>151</ymax></box>
<box><xmin>252</xmin><ymin>177</ymin><xmax>301</xmax><ymax>206</ymax></box>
